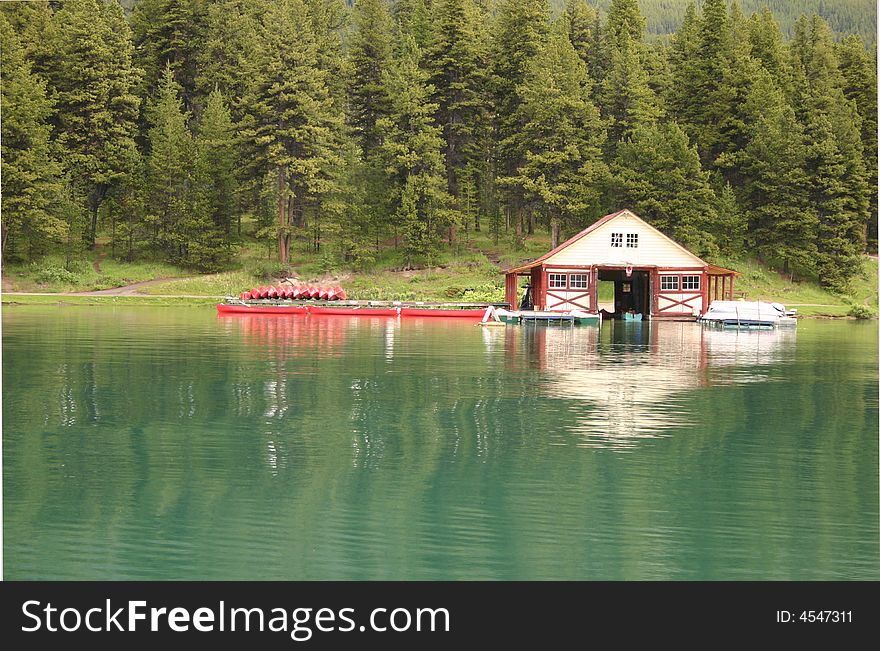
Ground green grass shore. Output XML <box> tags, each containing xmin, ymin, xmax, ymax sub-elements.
<box><xmin>3</xmin><ymin>232</ymin><xmax>877</xmax><ymax>318</ymax></box>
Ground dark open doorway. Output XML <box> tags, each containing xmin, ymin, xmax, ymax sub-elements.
<box><xmin>597</xmin><ymin>268</ymin><xmax>652</xmax><ymax>319</ymax></box>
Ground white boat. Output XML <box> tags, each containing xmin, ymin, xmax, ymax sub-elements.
<box><xmin>700</xmin><ymin>300</ymin><xmax>797</xmax><ymax>328</ymax></box>
<box><xmin>486</xmin><ymin>307</ymin><xmax>601</xmax><ymax>326</ymax></box>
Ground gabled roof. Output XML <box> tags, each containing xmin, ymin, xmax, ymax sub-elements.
<box><xmin>503</xmin><ymin>209</ymin><xmax>708</xmax><ymax>273</ymax></box>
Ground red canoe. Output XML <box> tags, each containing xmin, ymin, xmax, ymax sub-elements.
<box><xmin>398</xmin><ymin>307</ymin><xmax>486</xmax><ymax>319</ymax></box>
<box><xmin>308</xmin><ymin>305</ymin><xmax>399</xmax><ymax>317</ymax></box>
<box><xmin>218</xmin><ymin>303</ymin><xmax>488</xmax><ymax>318</ymax></box>
<box><xmin>217</xmin><ymin>303</ymin><xmax>309</xmax><ymax>315</ymax></box>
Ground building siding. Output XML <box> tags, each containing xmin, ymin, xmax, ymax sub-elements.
<box><xmin>545</xmin><ymin>267</ymin><xmax>593</xmax><ymax>312</ymax></box>
<box><xmin>544</xmin><ymin>212</ymin><xmax>705</xmax><ymax>268</ymax></box>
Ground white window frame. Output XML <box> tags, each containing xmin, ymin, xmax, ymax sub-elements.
<box><xmin>682</xmin><ymin>275</ymin><xmax>700</xmax><ymax>291</ymax></box>
<box><xmin>626</xmin><ymin>233</ymin><xmax>639</xmax><ymax>248</ymax></box>
<box><xmin>548</xmin><ymin>273</ymin><xmax>567</xmax><ymax>289</ymax></box>
<box><xmin>610</xmin><ymin>232</ymin><xmax>623</xmax><ymax>248</ymax></box>
<box><xmin>660</xmin><ymin>275</ymin><xmax>679</xmax><ymax>291</ymax></box>
<box><xmin>569</xmin><ymin>273</ymin><xmax>589</xmax><ymax>289</ymax></box>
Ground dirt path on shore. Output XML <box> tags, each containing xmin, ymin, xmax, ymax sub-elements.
<box><xmin>66</xmin><ymin>277</ymin><xmax>192</xmax><ymax>296</ymax></box>
<box><xmin>92</xmin><ymin>249</ymin><xmax>107</xmax><ymax>273</ymax></box>
<box><xmin>1</xmin><ymin>276</ymin><xmax>200</xmax><ymax>297</ymax></box>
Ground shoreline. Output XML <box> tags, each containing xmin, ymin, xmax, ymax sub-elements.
<box><xmin>1</xmin><ymin>292</ymin><xmax>869</xmax><ymax>319</ymax></box>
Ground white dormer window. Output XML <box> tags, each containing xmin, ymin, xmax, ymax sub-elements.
<box><xmin>626</xmin><ymin>233</ymin><xmax>639</xmax><ymax>248</ymax></box>
<box><xmin>611</xmin><ymin>233</ymin><xmax>623</xmax><ymax>247</ymax></box>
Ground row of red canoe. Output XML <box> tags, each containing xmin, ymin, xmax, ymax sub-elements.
<box><xmin>240</xmin><ymin>285</ymin><xmax>348</xmax><ymax>301</ymax></box>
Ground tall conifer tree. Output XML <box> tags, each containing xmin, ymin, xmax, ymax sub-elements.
<box><xmin>44</xmin><ymin>0</ymin><xmax>141</xmax><ymax>249</ymax></box>
<box><xmin>0</xmin><ymin>16</ymin><xmax>64</xmax><ymax>260</ymax></box>
<box><xmin>428</xmin><ymin>0</ymin><xmax>490</xmax><ymax>234</ymax></box>
<box><xmin>349</xmin><ymin>0</ymin><xmax>394</xmax><ymax>158</ymax></box>
<box><xmin>791</xmin><ymin>15</ymin><xmax>869</xmax><ymax>287</ymax></box>
<box><xmin>611</xmin><ymin>122</ymin><xmax>718</xmax><ymax>254</ymax></box>
<box><xmin>146</xmin><ymin>66</ymin><xmax>195</xmax><ymax>261</ymax></box>
<box><xmin>239</xmin><ymin>0</ymin><xmax>343</xmax><ymax>265</ymax></box>
<box><xmin>378</xmin><ymin>37</ymin><xmax>450</xmax><ymax>264</ymax></box>
<box><xmin>501</xmin><ymin>21</ymin><xmax>605</xmax><ymax>248</ymax></box>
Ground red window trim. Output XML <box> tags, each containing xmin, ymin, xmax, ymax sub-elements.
<box><xmin>547</xmin><ymin>272</ymin><xmax>590</xmax><ymax>291</ymax></box>
<box><xmin>659</xmin><ymin>272</ymin><xmax>701</xmax><ymax>294</ymax></box>
<box><xmin>548</xmin><ymin>273</ymin><xmax>568</xmax><ymax>290</ymax></box>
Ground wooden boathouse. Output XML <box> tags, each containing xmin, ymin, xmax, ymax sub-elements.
<box><xmin>503</xmin><ymin>209</ymin><xmax>739</xmax><ymax>320</ymax></box>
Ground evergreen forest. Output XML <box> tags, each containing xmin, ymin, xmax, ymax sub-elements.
<box><xmin>1</xmin><ymin>0</ymin><xmax>877</xmax><ymax>291</ymax></box>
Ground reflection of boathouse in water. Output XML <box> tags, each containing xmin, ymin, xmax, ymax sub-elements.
<box><xmin>494</xmin><ymin>321</ymin><xmax>797</xmax><ymax>448</ymax></box>
<box><xmin>503</xmin><ymin>209</ymin><xmax>740</xmax><ymax>320</ymax></box>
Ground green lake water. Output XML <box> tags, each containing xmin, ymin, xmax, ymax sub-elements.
<box><xmin>2</xmin><ymin>306</ymin><xmax>877</xmax><ymax>580</ymax></box>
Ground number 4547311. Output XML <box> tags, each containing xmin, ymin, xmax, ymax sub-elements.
<box><xmin>776</xmin><ymin>611</ymin><xmax>852</xmax><ymax>623</ymax></box>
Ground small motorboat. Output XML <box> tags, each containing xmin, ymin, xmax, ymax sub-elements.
<box><xmin>700</xmin><ymin>300</ymin><xmax>797</xmax><ymax>328</ymax></box>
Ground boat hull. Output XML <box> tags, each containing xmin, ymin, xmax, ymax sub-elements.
<box><xmin>309</xmin><ymin>305</ymin><xmax>398</xmax><ymax>317</ymax></box>
<box><xmin>217</xmin><ymin>303</ymin><xmax>488</xmax><ymax>319</ymax></box>
<box><xmin>217</xmin><ymin>303</ymin><xmax>308</xmax><ymax>315</ymax></box>
<box><xmin>494</xmin><ymin>309</ymin><xmax>601</xmax><ymax>325</ymax></box>
<box><xmin>399</xmin><ymin>307</ymin><xmax>485</xmax><ymax>319</ymax></box>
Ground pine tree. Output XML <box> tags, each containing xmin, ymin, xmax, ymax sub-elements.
<box><xmin>791</xmin><ymin>15</ymin><xmax>870</xmax><ymax>287</ymax></box>
<box><xmin>130</xmin><ymin>0</ymin><xmax>208</xmax><ymax>108</ymax></box>
<box><xmin>44</xmin><ymin>0</ymin><xmax>141</xmax><ymax>249</ymax></box>
<box><xmin>194</xmin><ymin>87</ymin><xmax>239</xmax><ymax>265</ymax></box>
<box><xmin>714</xmin><ymin>182</ymin><xmax>746</xmax><ymax>254</ymax></box>
<box><xmin>349</xmin><ymin>0</ymin><xmax>394</xmax><ymax>158</ymax></box>
<box><xmin>500</xmin><ymin>20</ymin><xmax>606</xmax><ymax>249</ymax></box>
<box><xmin>145</xmin><ymin>66</ymin><xmax>195</xmax><ymax>261</ymax></box>
<box><xmin>605</xmin><ymin>0</ymin><xmax>645</xmax><ymax>45</ymax></box>
<box><xmin>600</xmin><ymin>30</ymin><xmax>661</xmax><ymax>148</ymax></box>
<box><xmin>0</xmin><ymin>0</ymin><xmax>55</xmax><ymax>74</ymax></box>
<box><xmin>196</xmin><ymin>0</ymin><xmax>264</xmax><ymax>119</ymax></box>
<box><xmin>565</xmin><ymin>0</ymin><xmax>597</xmax><ymax>64</ymax></box>
<box><xmin>491</xmin><ymin>0</ymin><xmax>549</xmax><ymax>233</ymax></box>
<box><xmin>747</xmin><ymin>7</ymin><xmax>791</xmax><ymax>96</ymax></box>
<box><xmin>597</xmin><ymin>0</ymin><xmax>662</xmax><ymax>154</ymax></box>
<box><xmin>303</xmin><ymin>0</ymin><xmax>349</xmax><ymax>105</ymax></box>
<box><xmin>836</xmin><ymin>34</ymin><xmax>878</xmax><ymax>249</ymax></box>
<box><xmin>492</xmin><ymin>0</ymin><xmax>549</xmax><ymax>134</ymax></box>
<box><xmin>666</xmin><ymin>1</ymin><xmax>700</xmax><ymax>117</ymax></box>
<box><xmin>378</xmin><ymin>37</ymin><xmax>450</xmax><ymax>265</ymax></box>
<box><xmin>428</xmin><ymin>0</ymin><xmax>490</xmax><ymax>235</ymax></box>
<box><xmin>393</xmin><ymin>0</ymin><xmax>430</xmax><ymax>48</ymax></box>
<box><xmin>565</xmin><ymin>0</ymin><xmax>605</xmax><ymax>103</ymax></box>
<box><xmin>0</xmin><ymin>15</ymin><xmax>64</xmax><ymax>260</ymax></box>
<box><xmin>668</xmin><ymin>0</ymin><xmax>756</xmax><ymax>183</ymax></box>
<box><xmin>392</xmin><ymin>0</ymin><xmax>434</xmax><ymax>50</ymax></box>
<box><xmin>738</xmin><ymin>69</ymin><xmax>814</xmax><ymax>275</ymax></box>
<box><xmin>610</xmin><ymin>122</ymin><xmax>719</xmax><ymax>255</ymax></box>
<box><xmin>239</xmin><ymin>0</ymin><xmax>343</xmax><ymax>265</ymax></box>
<box><xmin>803</xmin><ymin>112</ymin><xmax>868</xmax><ymax>289</ymax></box>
